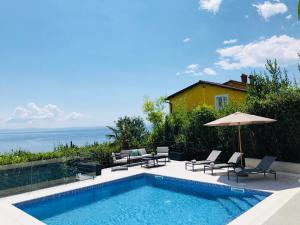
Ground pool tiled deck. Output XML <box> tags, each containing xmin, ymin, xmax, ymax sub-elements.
<box><xmin>1</xmin><ymin>160</ymin><xmax>300</xmax><ymax>225</ymax></box>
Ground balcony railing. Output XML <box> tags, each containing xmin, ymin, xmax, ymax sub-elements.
<box><xmin>0</xmin><ymin>157</ymin><xmax>100</xmax><ymax>197</ymax></box>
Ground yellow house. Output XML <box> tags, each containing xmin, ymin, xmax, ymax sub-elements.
<box><xmin>166</xmin><ymin>74</ymin><xmax>248</xmax><ymax>112</ymax></box>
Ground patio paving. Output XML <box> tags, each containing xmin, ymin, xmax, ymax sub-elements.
<box><xmin>122</xmin><ymin>160</ymin><xmax>300</xmax><ymax>193</ymax></box>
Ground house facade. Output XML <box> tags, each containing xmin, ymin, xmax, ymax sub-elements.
<box><xmin>166</xmin><ymin>74</ymin><xmax>248</xmax><ymax>112</ymax></box>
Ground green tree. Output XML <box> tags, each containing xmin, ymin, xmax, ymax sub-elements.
<box><xmin>163</xmin><ymin>109</ymin><xmax>189</xmax><ymax>145</ymax></box>
<box><xmin>247</xmin><ymin>59</ymin><xmax>291</xmax><ymax>101</ymax></box>
<box><xmin>106</xmin><ymin>116</ymin><xmax>148</xmax><ymax>150</ymax></box>
<box><xmin>143</xmin><ymin>97</ymin><xmax>168</xmax><ymax>147</ymax></box>
<box><xmin>143</xmin><ymin>96</ymin><xmax>166</xmax><ymax>129</ymax></box>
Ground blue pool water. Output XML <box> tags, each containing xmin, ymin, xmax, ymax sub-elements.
<box><xmin>16</xmin><ymin>174</ymin><xmax>270</xmax><ymax>225</ymax></box>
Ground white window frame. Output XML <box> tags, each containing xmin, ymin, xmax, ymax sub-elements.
<box><xmin>215</xmin><ymin>94</ymin><xmax>229</xmax><ymax>110</ymax></box>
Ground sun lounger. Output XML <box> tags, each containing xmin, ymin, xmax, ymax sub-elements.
<box><xmin>204</xmin><ymin>152</ymin><xmax>242</xmax><ymax>175</ymax></box>
<box><xmin>228</xmin><ymin>155</ymin><xmax>277</xmax><ymax>183</ymax></box>
<box><xmin>185</xmin><ymin>150</ymin><xmax>222</xmax><ymax>171</ymax></box>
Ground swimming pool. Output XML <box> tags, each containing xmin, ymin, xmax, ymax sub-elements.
<box><xmin>15</xmin><ymin>174</ymin><xmax>270</xmax><ymax>225</ymax></box>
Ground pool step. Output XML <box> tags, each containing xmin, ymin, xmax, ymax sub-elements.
<box><xmin>217</xmin><ymin>197</ymin><xmax>241</xmax><ymax>217</ymax></box>
<box><xmin>229</xmin><ymin>196</ymin><xmax>253</xmax><ymax>212</ymax></box>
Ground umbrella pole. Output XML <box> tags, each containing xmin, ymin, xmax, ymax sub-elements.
<box><xmin>238</xmin><ymin>125</ymin><xmax>243</xmax><ymax>167</ymax></box>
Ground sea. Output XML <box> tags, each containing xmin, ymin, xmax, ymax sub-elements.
<box><xmin>0</xmin><ymin>127</ymin><xmax>110</xmax><ymax>153</ymax></box>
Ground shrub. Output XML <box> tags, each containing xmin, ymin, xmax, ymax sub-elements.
<box><xmin>0</xmin><ymin>142</ymin><xmax>118</xmax><ymax>167</ymax></box>
<box><xmin>185</xmin><ymin>106</ymin><xmax>219</xmax><ymax>159</ymax></box>
<box><xmin>245</xmin><ymin>89</ymin><xmax>300</xmax><ymax>162</ymax></box>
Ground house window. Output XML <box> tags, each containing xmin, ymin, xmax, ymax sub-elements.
<box><xmin>215</xmin><ymin>95</ymin><xmax>228</xmax><ymax>110</ymax></box>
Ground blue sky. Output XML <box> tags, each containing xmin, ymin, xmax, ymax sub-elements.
<box><xmin>0</xmin><ymin>0</ymin><xmax>299</xmax><ymax>129</ymax></box>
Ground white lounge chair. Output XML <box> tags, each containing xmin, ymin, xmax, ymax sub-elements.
<box><xmin>185</xmin><ymin>150</ymin><xmax>222</xmax><ymax>171</ymax></box>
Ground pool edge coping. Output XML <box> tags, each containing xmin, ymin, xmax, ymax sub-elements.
<box><xmin>0</xmin><ymin>170</ymin><xmax>294</xmax><ymax>225</ymax></box>
<box><xmin>229</xmin><ymin>187</ymin><xmax>300</xmax><ymax>225</ymax></box>
<box><xmin>14</xmin><ymin>172</ymin><xmax>271</xmax><ymax>207</ymax></box>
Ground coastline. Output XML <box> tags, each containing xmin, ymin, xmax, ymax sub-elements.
<box><xmin>0</xmin><ymin>127</ymin><xmax>109</xmax><ymax>153</ymax></box>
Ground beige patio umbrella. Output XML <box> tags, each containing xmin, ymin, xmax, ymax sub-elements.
<box><xmin>204</xmin><ymin>112</ymin><xmax>276</xmax><ymax>167</ymax></box>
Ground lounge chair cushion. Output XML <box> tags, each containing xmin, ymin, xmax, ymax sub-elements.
<box><xmin>206</xmin><ymin>150</ymin><xmax>222</xmax><ymax>161</ymax></box>
<box><xmin>205</xmin><ymin>152</ymin><xmax>241</xmax><ymax>170</ymax></box>
<box><xmin>185</xmin><ymin>150</ymin><xmax>222</xmax><ymax>166</ymax></box>
<box><xmin>130</xmin><ymin>155</ymin><xmax>143</xmax><ymax>160</ymax></box>
<box><xmin>157</xmin><ymin>147</ymin><xmax>169</xmax><ymax>154</ymax></box>
<box><xmin>112</xmin><ymin>153</ymin><xmax>122</xmax><ymax>161</ymax></box>
<box><xmin>114</xmin><ymin>158</ymin><xmax>127</xmax><ymax>165</ymax></box>
<box><xmin>256</xmin><ymin>156</ymin><xmax>276</xmax><ymax>170</ymax></box>
<box><xmin>114</xmin><ymin>153</ymin><xmax>122</xmax><ymax>159</ymax></box>
<box><xmin>157</xmin><ymin>152</ymin><xmax>168</xmax><ymax>157</ymax></box>
<box><xmin>185</xmin><ymin>160</ymin><xmax>211</xmax><ymax>165</ymax></box>
<box><xmin>111</xmin><ymin>166</ymin><xmax>128</xmax><ymax>171</ymax></box>
<box><xmin>227</xmin><ymin>152</ymin><xmax>242</xmax><ymax>164</ymax></box>
<box><xmin>209</xmin><ymin>163</ymin><xmax>230</xmax><ymax>168</ymax></box>
<box><xmin>120</xmin><ymin>150</ymin><xmax>131</xmax><ymax>158</ymax></box>
<box><xmin>130</xmin><ymin>149</ymin><xmax>140</xmax><ymax>156</ymax></box>
<box><xmin>138</xmin><ymin>148</ymin><xmax>147</xmax><ymax>155</ymax></box>
<box><xmin>236</xmin><ymin>156</ymin><xmax>276</xmax><ymax>174</ymax></box>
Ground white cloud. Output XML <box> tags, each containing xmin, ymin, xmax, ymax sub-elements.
<box><xmin>286</xmin><ymin>14</ymin><xmax>292</xmax><ymax>20</ymax></box>
<box><xmin>223</xmin><ymin>39</ymin><xmax>238</xmax><ymax>45</ymax></box>
<box><xmin>177</xmin><ymin>64</ymin><xmax>217</xmax><ymax>76</ymax></box>
<box><xmin>199</xmin><ymin>0</ymin><xmax>222</xmax><ymax>14</ymax></box>
<box><xmin>183</xmin><ymin>37</ymin><xmax>191</xmax><ymax>43</ymax></box>
<box><xmin>253</xmin><ymin>1</ymin><xmax>288</xmax><ymax>21</ymax></box>
<box><xmin>203</xmin><ymin>67</ymin><xmax>217</xmax><ymax>75</ymax></box>
<box><xmin>186</xmin><ymin>64</ymin><xmax>199</xmax><ymax>71</ymax></box>
<box><xmin>181</xmin><ymin>64</ymin><xmax>201</xmax><ymax>75</ymax></box>
<box><xmin>176</xmin><ymin>64</ymin><xmax>202</xmax><ymax>76</ymax></box>
<box><xmin>7</xmin><ymin>102</ymin><xmax>83</xmax><ymax>123</ymax></box>
<box><xmin>215</xmin><ymin>35</ymin><xmax>300</xmax><ymax>70</ymax></box>
<box><xmin>64</xmin><ymin>112</ymin><xmax>83</xmax><ymax>121</ymax></box>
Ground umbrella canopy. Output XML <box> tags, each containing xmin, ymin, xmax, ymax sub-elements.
<box><xmin>204</xmin><ymin>112</ymin><xmax>276</xmax><ymax>127</ymax></box>
<box><xmin>204</xmin><ymin>112</ymin><xmax>276</xmax><ymax>167</ymax></box>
